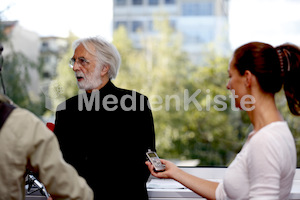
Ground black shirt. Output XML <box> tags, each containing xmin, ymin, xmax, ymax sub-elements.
<box><xmin>54</xmin><ymin>81</ymin><xmax>156</xmax><ymax>200</ymax></box>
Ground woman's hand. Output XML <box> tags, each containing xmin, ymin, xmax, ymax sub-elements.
<box><xmin>146</xmin><ymin>158</ymin><xmax>219</xmax><ymax>199</ymax></box>
<box><xmin>145</xmin><ymin>159</ymin><xmax>179</xmax><ymax>179</ymax></box>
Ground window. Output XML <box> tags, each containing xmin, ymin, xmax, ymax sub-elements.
<box><xmin>132</xmin><ymin>0</ymin><xmax>143</xmax><ymax>5</ymax></box>
<box><xmin>182</xmin><ymin>2</ymin><xmax>213</xmax><ymax>16</ymax></box>
<box><xmin>132</xmin><ymin>21</ymin><xmax>143</xmax><ymax>32</ymax></box>
<box><xmin>115</xmin><ymin>0</ymin><xmax>126</xmax><ymax>6</ymax></box>
<box><xmin>165</xmin><ymin>0</ymin><xmax>175</xmax><ymax>5</ymax></box>
<box><xmin>42</xmin><ymin>42</ymin><xmax>49</xmax><ymax>48</ymax></box>
<box><xmin>148</xmin><ymin>20</ymin><xmax>175</xmax><ymax>32</ymax></box>
<box><xmin>115</xmin><ymin>21</ymin><xmax>128</xmax><ymax>30</ymax></box>
<box><xmin>149</xmin><ymin>0</ymin><xmax>159</xmax><ymax>5</ymax></box>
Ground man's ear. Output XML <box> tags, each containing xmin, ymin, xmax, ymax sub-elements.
<box><xmin>101</xmin><ymin>65</ymin><xmax>110</xmax><ymax>76</ymax></box>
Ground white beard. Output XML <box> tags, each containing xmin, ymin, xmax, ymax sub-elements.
<box><xmin>75</xmin><ymin>66</ymin><xmax>102</xmax><ymax>91</ymax></box>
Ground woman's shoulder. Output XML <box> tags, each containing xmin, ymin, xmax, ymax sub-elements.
<box><xmin>248</xmin><ymin>121</ymin><xmax>293</xmax><ymax>150</ymax></box>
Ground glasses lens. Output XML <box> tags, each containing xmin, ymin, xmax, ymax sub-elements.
<box><xmin>69</xmin><ymin>58</ymin><xmax>75</xmax><ymax>68</ymax></box>
<box><xmin>68</xmin><ymin>57</ymin><xmax>89</xmax><ymax>69</ymax></box>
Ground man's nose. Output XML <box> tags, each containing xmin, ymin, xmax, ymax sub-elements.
<box><xmin>72</xmin><ymin>62</ymin><xmax>80</xmax><ymax>71</ymax></box>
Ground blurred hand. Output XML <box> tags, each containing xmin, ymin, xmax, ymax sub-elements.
<box><xmin>145</xmin><ymin>159</ymin><xmax>179</xmax><ymax>179</ymax></box>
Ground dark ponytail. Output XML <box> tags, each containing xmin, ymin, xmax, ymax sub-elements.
<box><xmin>276</xmin><ymin>44</ymin><xmax>300</xmax><ymax>116</ymax></box>
<box><xmin>233</xmin><ymin>42</ymin><xmax>300</xmax><ymax>116</ymax></box>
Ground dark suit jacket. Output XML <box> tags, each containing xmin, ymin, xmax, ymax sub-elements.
<box><xmin>54</xmin><ymin>81</ymin><xmax>156</xmax><ymax>200</ymax></box>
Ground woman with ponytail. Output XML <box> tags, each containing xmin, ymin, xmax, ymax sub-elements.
<box><xmin>146</xmin><ymin>42</ymin><xmax>299</xmax><ymax>199</ymax></box>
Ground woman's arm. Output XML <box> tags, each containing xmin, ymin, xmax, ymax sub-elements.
<box><xmin>146</xmin><ymin>159</ymin><xmax>219</xmax><ymax>200</ymax></box>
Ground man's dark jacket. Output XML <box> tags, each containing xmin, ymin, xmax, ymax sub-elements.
<box><xmin>54</xmin><ymin>81</ymin><xmax>156</xmax><ymax>200</ymax></box>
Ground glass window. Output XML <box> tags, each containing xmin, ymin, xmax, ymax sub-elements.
<box><xmin>42</xmin><ymin>42</ymin><xmax>49</xmax><ymax>48</ymax></box>
<box><xmin>148</xmin><ymin>20</ymin><xmax>175</xmax><ymax>32</ymax></box>
<box><xmin>182</xmin><ymin>2</ymin><xmax>213</xmax><ymax>16</ymax></box>
<box><xmin>115</xmin><ymin>0</ymin><xmax>126</xmax><ymax>6</ymax></box>
<box><xmin>149</xmin><ymin>0</ymin><xmax>159</xmax><ymax>5</ymax></box>
<box><xmin>132</xmin><ymin>21</ymin><xmax>143</xmax><ymax>32</ymax></box>
<box><xmin>115</xmin><ymin>21</ymin><xmax>128</xmax><ymax>30</ymax></box>
<box><xmin>165</xmin><ymin>0</ymin><xmax>175</xmax><ymax>5</ymax></box>
<box><xmin>132</xmin><ymin>0</ymin><xmax>143</xmax><ymax>5</ymax></box>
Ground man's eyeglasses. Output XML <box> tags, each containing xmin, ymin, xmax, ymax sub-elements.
<box><xmin>69</xmin><ymin>57</ymin><xmax>90</xmax><ymax>68</ymax></box>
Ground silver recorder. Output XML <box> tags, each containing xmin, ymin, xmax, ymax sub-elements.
<box><xmin>146</xmin><ymin>150</ymin><xmax>165</xmax><ymax>172</ymax></box>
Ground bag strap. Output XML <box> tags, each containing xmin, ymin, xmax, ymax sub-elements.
<box><xmin>0</xmin><ymin>102</ymin><xmax>16</xmax><ymax>130</ymax></box>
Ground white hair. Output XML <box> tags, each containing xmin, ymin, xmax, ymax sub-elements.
<box><xmin>73</xmin><ymin>36</ymin><xmax>121</xmax><ymax>80</ymax></box>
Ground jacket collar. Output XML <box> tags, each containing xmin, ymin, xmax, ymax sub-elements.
<box><xmin>99</xmin><ymin>80</ymin><xmax>116</xmax><ymax>94</ymax></box>
<box><xmin>84</xmin><ymin>80</ymin><xmax>116</xmax><ymax>97</ymax></box>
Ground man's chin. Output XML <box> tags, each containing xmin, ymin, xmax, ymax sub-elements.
<box><xmin>76</xmin><ymin>80</ymin><xmax>103</xmax><ymax>91</ymax></box>
<box><xmin>77</xmin><ymin>82</ymin><xmax>87</xmax><ymax>90</ymax></box>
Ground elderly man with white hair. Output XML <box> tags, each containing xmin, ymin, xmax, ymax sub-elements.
<box><xmin>54</xmin><ymin>36</ymin><xmax>156</xmax><ymax>200</ymax></box>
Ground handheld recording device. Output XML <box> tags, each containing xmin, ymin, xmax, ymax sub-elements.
<box><xmin>146</xmin><ymin>150</ymin><xmax>165</xmax><ymax>172</ymax></box>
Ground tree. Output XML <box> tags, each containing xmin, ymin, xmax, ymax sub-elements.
<box><xmin>0</xmin><ymin>16</ymin><xmax>46</xmax><ymax>116</ymax></box>
<box><xmin>112</xmin><ymin>15</ymin><xmax>246</xmax><ymax>165</ymax></box>
<box><xmin>48</xmin><ymin>32</ymin><xmax>78</xmax><ymax>111</ymax></box>
<box><xmin>2</xmin><ymin>52</ymin><xmax>45</xmax><ymax>114</ymax></box>
<box><xmin>48</xmin><ymin>15</ymin><xmax>300</xmax><ymax>167</ymax></box>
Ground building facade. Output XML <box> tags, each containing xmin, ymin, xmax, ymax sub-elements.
<box><xmin>40</xmin><ymin>36</ymin><xmax>68</xmax><ymax>79</ymax></box>
<box><xmin>113</xmin><ymin>0</ymin><xmax>229</xmax><ymax>64</ymax></box>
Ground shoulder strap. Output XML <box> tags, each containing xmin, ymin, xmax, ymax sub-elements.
<box><xmin>0</xmin><ymin>102</ymin><xmax>16</xmax><ymax>130</ymax></box>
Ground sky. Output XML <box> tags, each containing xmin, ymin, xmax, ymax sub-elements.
<box><xmin>0</xmin><ymin>0</ymin><xmax>113</xmax><ymax>40</ymax></box>
<box><xmin>1</xmin><ymin>0</ymin><xmax>300</xmax><ymax>49</ymax></box>
<box><xmin>229</xmin><ymin>0</ymin><xmax>300</xmax><ymax>49</ymax></box>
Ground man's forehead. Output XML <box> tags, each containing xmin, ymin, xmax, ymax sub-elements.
<box><xmin>73</xmin><ymin>43</ymin><xmax>96</xmax><ymax>58</ymax></box>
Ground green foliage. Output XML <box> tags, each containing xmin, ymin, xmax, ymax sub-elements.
<box><xmin>2</xmin><ymin>53</ymin><xmax>43</xmax><ymax>114</ymax></box>
<box><xmin>0</xmin><ymin>14</ymin><xmax>8</xmax><ymax>42</ymax></box>
<box><xmin>112</xmin><ymin>17</ymin><xmax>250</xmax><ymax>166</ymax></box>
<box><xmin>50</xmin><ymin>16</ymin><xmax>300</xmax><ymax>167</ymax></box>
<box><xmin>48</xmin><ymin>33</ymin><xmax>79</xmax><ymax>110</ymax></box>
<box><xmin>0</xmin><ymin>15</ymin><xmax>46</xmax><ymax>116</ymax></box>
<box><xmin>1</xmin><ymin>50</ymin><xmax>46</xmax><ymax>116</ymax></box>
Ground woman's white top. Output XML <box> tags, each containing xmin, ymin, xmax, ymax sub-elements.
<box><xmin>215</xmin><ymin>121</ymin><xmax>296</xmax><ymax>200</ymax></box>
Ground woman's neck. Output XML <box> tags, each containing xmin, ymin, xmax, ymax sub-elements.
<box><xmin>247</xmin><ymin>93</ymin><xmax>283</xmax><ymax>132</ymax></box>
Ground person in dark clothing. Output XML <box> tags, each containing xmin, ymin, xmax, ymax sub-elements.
<box><xmin>54</xmin><ymin>37</ymin><xmax>156</xmax><ymax>200</ymax></box>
